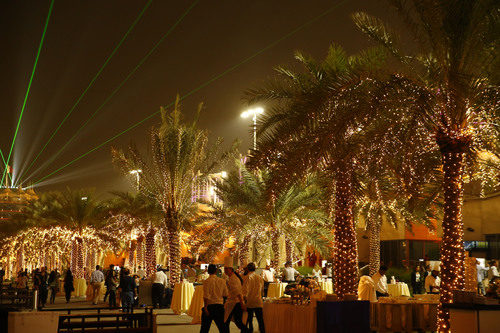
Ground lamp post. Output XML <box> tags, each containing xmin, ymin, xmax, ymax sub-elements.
<box><xmin>241</xmin><ymin>107</ymin><xmax>264</xmax><ymax>151</ymax></box>
<box><xmin>129</xmin><ymin>169</ymin><xmax>142</xmax><ymax>190</ymax></box>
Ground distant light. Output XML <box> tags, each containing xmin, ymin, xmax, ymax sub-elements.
<box><xmin>241</xmin><ymin>107</ymin><xmax>264</xmax><ymax>118</ymax></box>
<box><xmin>221</xmin><ymin>171</ymin><xmax>227</xmax><ymax>178</ymax></box>
<box><xmin>81</xmin><ymin>197</ymin><xmax>88</xmax><ymax>200</ymax></box>
<box><xmin>129</xmin><ymin>169</ymin><xmax>142</xmax><ymax>175</ymax></box>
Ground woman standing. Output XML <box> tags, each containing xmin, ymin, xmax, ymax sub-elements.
<box><xmin>48</xmin><ymin>269</ymin><xmax>60</xmax><ymax>304</ymax></box>
<box><xmin>63</xmin><ymin>269</ymin><xmax>74</xmax><ymax>303</ymax></box>
<box><xmin>411</xmin><ymin>265</ymin><xmax>423</xmax><ymax>295</ymax></box>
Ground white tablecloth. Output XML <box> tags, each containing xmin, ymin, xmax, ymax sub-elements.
<box><xmin>187</xmin><ymin>285</ymin><xmax>204</xmax><ymax>324</ymax></box>
<box><xmin>387</xmin><ymin>283</ymin><xmax>410</xmax><ymax>297</ymax></box>
<box><xmin>263</xmin><ymin>302</ymin><xmax>316</xmax><ymax>333</ymax></box>
<box><xmin>171</xmin><ymin>282</ymin><xmax>195</xmax><ymax>314</ymax></box>
<box><xmin>318</xmin><ymin>281</ymin><xmax>333</xmax><ymax>294</ymax></box>
<box><xmin>267</xmin><ymin>283</ymin><xmax>288</xmax><ymax>298</ymax></box>
<box><xmin>73</xmin><ymin>278</ymin><xmax>87</xmax><ymax>297</ymax></box>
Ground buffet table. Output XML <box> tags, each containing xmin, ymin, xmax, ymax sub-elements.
<box><xmin>171</xmin><ymin>282</ymin><xmax>194</xmax><ymax>314</ymax></box>
<box><xmin>187</xmin><ymin>285</ymin><xmax>204</xmax><ymax>324</ymax></box>
<box><xmin>387</xmin><ymin>283</ymin><xmax>410</xmax><ymax>297</ymax></box>
<box><xmin>267</xmin><ymin>283</ymin><xmax>288</xmax><ymax>299</ymax></box>
<box><xmin>263</xmin><ymin>302</ymin><xmax>315</xmax><ymax>333</ymax></box>
<box><xmin>446</xmin><ymin>303</ymin><xmax>500</xmax><ymax>333</ymax></box>
<box><xmin>371</xmin><ymin>300</ymin><xmax>438</xmax><ymax>332</ymax></box>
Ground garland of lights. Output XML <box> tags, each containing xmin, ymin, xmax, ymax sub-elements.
<box><xmin>145</xmin><ymin>228</ymin><xmax>156</xmax><ymax>277</ymax></box>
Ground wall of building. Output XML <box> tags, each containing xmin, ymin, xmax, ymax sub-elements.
<box><xmin>463</xmin><ymin>193</ymin><xmax>500</xmax><ymax>240</ymax></box>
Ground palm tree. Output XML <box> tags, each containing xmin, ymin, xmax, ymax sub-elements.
<box><xmin>107</xmin><ymin>191</ymin><xmax>163</xmax><ymax>277</ymax></box>
<box><xmin>214</xmin><ymin>160</ymin><xmax>330</xmax><ymax>269</ymax></box>
<box><xmin>352</xmin><ymin>1</ymin><xmax>499</xmax><ymax>328</ymax></box>
<box><xmin>112</xmin><ymin>97</ymin><xmax>232</xmax><ymax>284</ymax></box>
<box><xmin>244</xmin><ymin>44</ymin><xmax>387</xmax><ymax>297</ymax></box>
<box><xmin>37</xmin><ymin>189</ymin><xmax>109</xmax><ymax>279</ymax></box>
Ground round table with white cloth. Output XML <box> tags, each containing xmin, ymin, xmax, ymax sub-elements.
<box><xmin>73</xmin><ymin>278</ymin><xmax>87</xmax><ymax>297</ymax></box>
<box><xmin>187</xmin><ymin>285</ymin><xmax>204</xmax><ymax>324</ymax></box>
<box><xmin>387</xmin><ymin>283</ymin><xmax>411</xmax><ymax>297</ymax></box>
<box><xmin>171</xmin><ymin>282</ymin><xmax>195</xmax><ymax>314</ymax></box>
<box><xmin>267</xmin><ymin>282</ymin><xmax>288</xmax><ymax>298</ymax></box>
<box><xmin>318</xmin><ymin>281</ymin><xmax>333</xmax><ymax>294</ymax></box>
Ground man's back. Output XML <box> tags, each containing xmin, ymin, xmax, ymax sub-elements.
<box><xmin>245</xmin><ymin>272</ymin><xmax>264</xmax><ymax>308</ymax></box>
<box><xmin>203</xmin><ymin>275</ymin><xmax>228</xmax><ymax>305</ymax></box>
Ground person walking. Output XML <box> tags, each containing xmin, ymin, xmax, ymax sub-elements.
<box><xmin>244</xmin><ymin>263</ymin><xmax>265</xmax><ymax>333</ymax></box>
<box><xmin>118</xmin><ymin>268</ymin><xmax>136</xmax><ymax>313</ymax></box>
<box><xmin>48</xmin><ymin>269</ymin><xmax>60</xmax><ymax>304</ymax></box>
<box><xmin>103</xmin><ymin>264</ymin><xmax>114</xmax><ymax>302</ymax></box>
<box><xmin>106</xmin><ymin>268</ymin><xmax>118</xmax><ymax>308</ymax></box>
<box><xmin>151</xmin><ymin>267</ymin><xmax>168</xmax><ymax>308</ymax></box>
<box><xmin>90</xmin><ymin>265</ymin><xmax>105</xmax><ymax>305</ymax></box>
<box><xmin>410</xmin><ymin>265</ymin><xmax>423</xmax><ymax>295</ymax></box>
<box><xmin>63</xmin><ymin>269</ymin><xmax>74</xmax><ymax>303</ymax></box>
<box><xmin>35</xmin><ymin>267</ymin><xmax>49</xmax><ymax>308</ymax></box>
<box><xmin>224</xmin><ymin>258</ymin><xmax>248</xmax><ymax>333</ymax></box>
<box><xmin>200</xmin><ymin>264</ymin><xmax>228</xmax><ymax>333</ymax></box>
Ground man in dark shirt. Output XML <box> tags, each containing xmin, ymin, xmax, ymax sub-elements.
<box><xmin>118</xmin><ymin>268</ymin><xmax>137</xmax><ymax>313</ymax></box>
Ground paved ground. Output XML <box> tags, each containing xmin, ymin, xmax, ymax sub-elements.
<box><xmin>43</xmin><ymin>296</ymin><xmax>245</xmax><ymax>332</ymax></box>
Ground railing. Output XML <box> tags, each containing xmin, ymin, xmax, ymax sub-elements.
<box><xmin>40</xmin><ymin>306</ymin><xmax>154</xmax><ymax>333</ymax></box>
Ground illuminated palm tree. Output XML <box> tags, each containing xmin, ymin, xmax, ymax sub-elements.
<box><xmin>353</xmin><ymin>1</ymin><xmax>499</xmax><ymax>328</ymax></box>
<box><xmin>112</xmin><ymin>97</ymin><xmax>232</xmax><ymax>284</ymax></box>
<box><xmin>244</xmin><ymin>44</ymin><xmax>387</xmax><ymax>297</ymax></box>
<box><xmin>107</xmin><ymin>191</ymin><xmax>162</xmax><ymax>276</ymax></box>
<box><xmin>214</xmin><ymin>160</ymin><xmax>330</xmax><ymax>269</ymax></box>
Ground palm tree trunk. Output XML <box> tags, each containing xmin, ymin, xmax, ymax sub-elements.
<box><xmin>168</xmin><ymin>227</ymin><xmax>182</xmax><ymax>285</ymax></box>
<box><xmin>239</xmin><ymin>234</ymin><xmax>251</xmax><ymax>267</ymax></box>
<box><xmin>436</xmin><ymin>131</ymin><xmax>468</xmax><ymax>332</ymax></box>
<box><xmin>76</xmin><ymin>239</ymin><xmax>84</xmax><ymax>279</ymax></box>
<box><xmin>368</xmin><ymin>218</ymin><xmax>381</xmax><ymax>276</ymax></box>
<box><xmin>271</xmin><ymin>228</ymin><xmax>281</xmax><ymax>269</ymax></box>
<box><xmin>333</xmin><ymin>167</ymin><xmax>358</xmax><ymax>299</ymax></box>
<box><xmin>145</xmin><ymin>228</ymin><xmax>157</xmax><ymax>278</ymax></box>
<box><xmin>17</xmin><ymin>244</ymin><xmax>24</xmax><ymax>273</ymax></box>
<box><xmin>285</xmin><ymin>236</ymin><xmax>294</xmax><ymax>263</ymax></box>
<box><xmin>128</xmin><ymin>240</ymin><xmax>137</xmax><ymax>270</ymax></box>
<box><xmin>136</xmin><ymin>235</ymin><xmax>144</xmax><ymax>268</ymax></box>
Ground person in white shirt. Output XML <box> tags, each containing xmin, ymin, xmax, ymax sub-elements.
<box><xmin>90</xmin><ymin>265</ymin><xmax>105</xmax><ymax>305</ymax></box>
<box><xmin>425</xmin><ymin>270</ymin><xmax>440</xmax><ymax>294</ymax></box>
<box><xmin>261</xmin><ymin>264</ymin><xmax>274</xmax><ymax>296</ymax></box>
<box><xmin>244</xmin><ymin>263</ymin><xmax>265</xmax><ymax>333</ymax></box>
<box><xmin>136</xmin><ymin>266</ymin><xmax>146</xmax><ymax>280</ymax></box>
<box><xmin>283</xmin><ymin>261</ymin><xmax>300</xmax><ymax>282</ymax></box>
<box><xmin>151</xmin><ymin>267</ymin><xmax>168</xmax><ymax>308</ymax></box>
<box><xmin>371</xmin><ymin>265</ymin><xmax>389</xmax><ymax>298</ymax></box>
<box><xmin>311</xmin><ymin>265</ymin><xmax>322</xmax><ymax>280</ymax></box>
<box><xmin>488</xmin><ymin>261</ymin><xmax>499</xmax><ymax>281</ymax></box>
<box><xmin>201</xmin><ymin>264</ymin><xmax>228</xmax><ymax>333</ymax></box>
<box><xmin>224</xmin><ymin>262</ymin><xmax>247</xmax><ymax>332</ymax></box>
<box><xmin>358</xmin><ymin>275</ymin><xmax>377</xmax><ymax>302</ymax></box>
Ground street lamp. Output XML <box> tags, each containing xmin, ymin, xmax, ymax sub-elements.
<box><xmin>129</xmin><ymin>169</ymin><xmax>142</xmax><ymax>190</ymax></box>
<box><xmin>241</xmin><ymin>107</ymin><xmax>264</xmax><ymax>150</ymax></box>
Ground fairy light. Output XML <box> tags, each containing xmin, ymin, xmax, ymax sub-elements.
<box><xmin>145</xmin><ymin>228</ymin><xmax>156</xmax><ymax>277</ymax></box>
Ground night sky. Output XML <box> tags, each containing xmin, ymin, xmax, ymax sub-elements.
<box><xmin>0</xmin><ymin>0</ymin><xmax>394</xmax><ymax>195</ymax></box>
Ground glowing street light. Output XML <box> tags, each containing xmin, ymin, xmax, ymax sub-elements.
<box><xmin>241</xmin><ymin>107</ymin><xmax>264</xmax><ymax>151</ymax></box>
<box><xmin>129</xmin><ymin>169</ymin><xmax>142</xmax><ymax>190</ymax></box>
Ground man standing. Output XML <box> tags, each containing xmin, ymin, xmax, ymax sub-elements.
<box><xmin>488</xmin><ymin>260</ymin><xmax>499</xmax><ymax>281</ymax></box>
<box><xmin>477</xmin><ymin>260</ymin><xmax>486</xmax><ymax>295</ymax></box>
<box><xmin>371</xmin><ymin>265</ymin><xmax>389</xmax><ymax>298</ymax></box>
<box><xmin>244</xmin><ymin>263</ymin><xmax>265</xmax><ymax>333</ymax></box>
<box><xmin>90</xmin><ymin>265</ymin><xmax>105</xmax><ymax>305</ymax></box>
<box><xmin>104</xmin><ymin>264</ymin><xmax>114</xmax><ymax>302</ymax></box>
<box><xmin>200</xmin><ymin>264</ymin><xmax>228</xmax><ymax>333</ymax></box>
<box><xmin>136</xmin><ymin>266</ymin><xmax>146</xmax><ymax>280</ymax></box>
<box><xmin>224</xmin><ymin>258</ymin><xmax>248</xmax><ymax>332</ymax></box>
<box><xmin>282</xmin><ymin>261</ymin><xmax>299</xmax><ymax>283</ymax></box>
<box><xmin>425</xmin><ymin>270</ymin><xmax>440</xmax><ymax>294</ymax></box>
<box><xmin>261</xmin><ymin>263</ymin><xmax>274</xmax><ymax>297</ymax></box>
<box><xmin>119</xmin><ymin>268</ymin><xmax>137</xmax><ymax>313</ymax></box>
<box><xmin>152</xmin><ymin>267</ymin><xmax>168</xmax><ymax>308</ymax></box>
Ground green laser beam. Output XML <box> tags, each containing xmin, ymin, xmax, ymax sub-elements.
<box><xmin>17</xmin><ymin>0</ymin><xmax>154</xmax><ymax>185</ymax></box>
<box><xmin>21</xmin><ymin>0</ymin><xmax>200</xmax><ymax>186</ymax></box>
<box><xmin>1</xmin><ymin>0</ymin><xmax>55</xmax><ymax>187</ymax></box>
<box><xmin>0</xmin><ymin>150</ymin><xmax>13</xmax><ymax>184</ymax></box>
<box><xmin>32</xmin><ymin>0</ymin><xmax>348</xmax><ymax>186</ymax></box>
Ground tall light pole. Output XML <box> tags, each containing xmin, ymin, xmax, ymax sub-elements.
<box><xmin>129</xmin><ymin>169</ymin><xmax>142</xmax><ymax>190</ymax></box>
<box><xmin>241</xmin><ymin>107</ymin><xmax>264</xmax><ymax>151</ymax></box>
